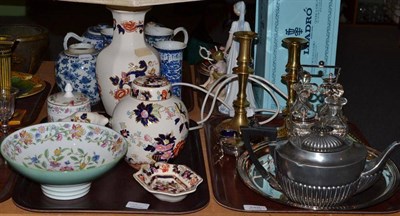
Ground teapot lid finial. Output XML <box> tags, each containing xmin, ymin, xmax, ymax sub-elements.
<box><xmin>64</xmin><ymin>83</ymin><xmax>74</xmax><ymax>98</ymax></box>
<box><xmin>301</xmin><ymin>126</ymin><xmax>344</xmax><ymax>152</ymax></box>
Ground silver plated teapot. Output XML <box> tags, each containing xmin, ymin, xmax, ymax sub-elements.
<box><xmin>242</xmin><ymin>126</ymin><xmax>400</xmax><ymax>209</ymax></box>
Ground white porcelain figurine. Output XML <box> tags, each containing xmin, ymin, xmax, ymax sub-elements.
<box><xmin>218</xmin><ymin>1</ymin><xmax>256</xmax><ymax>117</ymax></box>
<box><xmin>200</xmin><ymin>49</ymin><xmax>227</xmax><ymax>99</ymax></box>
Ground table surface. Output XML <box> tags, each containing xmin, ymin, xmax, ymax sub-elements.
<box><xmin>0</xmin><ymin>61</ymin><xmax>398</xmax><ymax>216</ymax></box>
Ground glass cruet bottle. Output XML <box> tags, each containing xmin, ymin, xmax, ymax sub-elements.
<box><xmin>317</xmin><ymin>71</ymin><xmax>345</xmax><ymax>119</ymax></box>
<box><xmin>321</xmin><ymin>95</ymin><xmax>348</xmax><ymax>137</ymax></box>
<box><xmin>291</xmin><ymin>88</ymin><xmax>315</xmax><ymax>121</ymax></box>
<box><xmin>289</xmin><ymin>72</ymin><xmax>318</xmax><ymax>136</ymax></box>
<box><xmin>291</xmin><ymin>72</ymin><xmax>317</xmax><ymax>119</ymax></box>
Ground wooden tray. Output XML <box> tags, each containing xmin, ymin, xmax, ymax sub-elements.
<box><xmin>12</xmin><ymin>120</ymin><xmax>209</xmax><ymax>214</ymax></box>
<box><xmin>0</xmin><ymin>162</ymin><xmax>17</xmax><ymax>203</ymax></box>
<box><xmin>204</xmin><ymin>114</ymin><xmax>400</xmax><ymax>214</ymax></box>
<box><xmin>0</xmin><ymin>81</ymin><xmax>51</xmax><ymax>203</ymax></box>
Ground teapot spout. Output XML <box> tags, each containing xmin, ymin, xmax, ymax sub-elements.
<box><xmin>358</xmin><ymin>141</ymin><xmax>400</xmax><ymax>192</ymax></box>
<box><xmin>362</xmin><ymin>141</ymin><xmax>400</xmax><ymax>176</ymax></box>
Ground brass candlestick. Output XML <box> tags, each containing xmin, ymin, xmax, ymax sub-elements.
<box><xmin>281</xmin><ymin>37</ymin><xmax>308</xmax><ymax>114</ymax></box>
<box><xmin>277</xmin><ymin>37</ymin><xmax>308</xmax><ymax>138</ymax></box>
<box><xmin>215</xmin><ymin>31</ymin><xmax>257</xmax><ymax>156</ymax></box>
<box><xmin>0</xmin><ymin>39</ymin><xmax>17</xmax><ymax>91</ymax></box>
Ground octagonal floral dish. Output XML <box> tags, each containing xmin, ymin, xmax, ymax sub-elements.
<box><xmin>0</xmin><ymin>122</ymin><xmax>128</xmax><ymax>200</ymax></box>
<box><xmin>133</xmin><ymin>162</ymin><xmax>203</xmax><ymax>202</ymax></box>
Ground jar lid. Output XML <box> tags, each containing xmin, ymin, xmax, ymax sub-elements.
<box><xmin>64</xmin><ymin>43</ymin><xmax>98</xmax><ymax>56</ymax></box>
<box><xmin>131</xmin><ymin>76</ymin><xmax>171</xmax><ymax>101</ymax></box>
<box><xmin>86</xmin><ymin>24</ymin><xmax>111</xmax><ymax>36</ymax></box>
<box><xmin>47</xmin><ymin>83</ymin><xmax>90</xmax><ymax>107</ymax></box>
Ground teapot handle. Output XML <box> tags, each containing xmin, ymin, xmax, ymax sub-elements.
<box><xmin>241</xmin><ymin>126</ymin><xmax>281</xmax><ymax>190</ymax></box>
<box><xmin>173</xmin><ymin>27</ymin><xmax>188</xmax><ymax>44</ymax></box>
<box><xmin>63</xmin><ymin>32</ymin><xmax>84</xmax><ymax>50</ymax></box>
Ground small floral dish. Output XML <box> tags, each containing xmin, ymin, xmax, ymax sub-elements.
<box><xmin>133</xmin><ymin>162</ymin><xmax>203</xmax><ymax>202</ymax></box>
<box><xmin>61</xmin><ymin>112</ymin><xmax>109</xmax><ymax>126</ymax></box>
<box><xmin>0</xmin><ymin>122</ymin><xmax>128</xmax><ymax>200</ymax></box>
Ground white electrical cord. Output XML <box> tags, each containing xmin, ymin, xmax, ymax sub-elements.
<box><xmin>199</xmin><ymin>74</ymin><xmax>236</xmax><ymax>124</ymax></box>
<box><xmin>173</xmin><ymin>75</ymin><xmax>233</xmax><ymax>131</ymax></box>
<box><xmin>172</xmin><ymin>74</ymin><xmax>236</xmax><ymax>131</ymax></box>
<box><xmin>248</xmin><ymin>74</ymin><xmax>290</xmax><ymax>125</ymax></box>
<box><xmin>171</xmin><ymin>73</ymin><xmax>288</xmax><ymax>130</ymax></box>
<box><xmin>250</xmin><ymin>74</ymin><xmax>288</xmax><ymax>100</ymax></box>
<box><xmin>248</xmin><ymin>76</ymin><xmax>281</xmax><ymax>125</ymax></box>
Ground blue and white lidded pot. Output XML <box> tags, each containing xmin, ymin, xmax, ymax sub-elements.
<box><xmin>55</xmin><ymin>42</ymin><xmax>100</xmax><ymax>106</ymax></box>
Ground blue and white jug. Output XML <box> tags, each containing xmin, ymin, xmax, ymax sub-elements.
<box><xmin>63</xmin><ymin>24</ymin><xmax>111</xmax><ymax>51</ymax></box>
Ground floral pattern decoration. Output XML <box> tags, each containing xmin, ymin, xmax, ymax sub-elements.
<box><xmin>134</xmin><ymin>102</ymin><xmax>159</xmax><ymax>126</ymax></box>
<box><xmin>108</xmin><ymin>60</ymin><xmax>158</xmax><ymax>101</ymax></box>
<box><xmin>25</xmin><ymin>146</ymin><xmax>101</xmax><ymax>171</ymax></box>
<box><xmin>116</xmin><ymin>19</ymin><xmax>144</xmax><ymax>35</ymax></box>
<box><xmin>106</xmin><ymin>18</ymin><xmax>158</xmax><ymax>102</ymax></box>
<box><xmin>131</xmin><ymin>88</ymin><xmax>171</xmax><ymax>101</ymax></box>
<box><xmin>119</xmin><ymin>100</ymin><xmax>189</xmax><ymax>164</ymax></box>
<box><xmin>134</xmin><ymin>163</ymin><xmax>203</xmax><ymax>195</ymax></box>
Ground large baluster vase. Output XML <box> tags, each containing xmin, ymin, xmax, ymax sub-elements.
<box><xmin>96</xmin><ymin>6</ymin><xmax>160</xmax><ymax>115</ymax></box>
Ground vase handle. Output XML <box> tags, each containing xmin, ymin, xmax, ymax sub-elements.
<box><xmin>173</xmin><ymin>27</ymin><xmax>188</xmax><ymax>45</ymax></box>
<box><xmin>63</xmin><ymin>32</ymin><xmax>84</xmax><ymax>50</ymax></box>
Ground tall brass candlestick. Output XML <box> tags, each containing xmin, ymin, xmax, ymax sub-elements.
<box><xmin>0</xmin><ymin>43</ymin><xmax>13</xmax><ymax>91</ymax></box>
<box><xmin>277</xmin><ymin>37</ymin><xmax>308</xmax><ymax>138</ymax></box>
<box><xmin>215</xmin><ymin>31</ymin><xmax>257</xmax><ymax>156</ymax></box>
<box><xmin>281</xmin><ymin>37</ymin><xmax>308</xmax><ymax>114</ymax></box>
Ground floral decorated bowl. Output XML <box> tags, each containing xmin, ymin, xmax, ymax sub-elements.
<box><xmin>0</xmin><ymin>122</ymin><xmax>128</xmax><ymax>200</ymax></box>
<box><xmin>133</xmin><ymin>162</ymin><xmax>203</xmax><ymax>202</ymax></box>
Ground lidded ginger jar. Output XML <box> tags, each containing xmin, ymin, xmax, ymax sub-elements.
<box><xmin>111</xmin><ymin>76</ymin><xmax>189</xmax><ymax>169</ymax></box>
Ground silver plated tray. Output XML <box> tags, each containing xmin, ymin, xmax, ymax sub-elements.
<box><xmin>237</xmin><ymin>141</ymin><xmax>400</xmax><ymax>211</ymax></box>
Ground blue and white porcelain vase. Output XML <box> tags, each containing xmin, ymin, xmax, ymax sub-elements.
<box><xmin>154</xmin><ymin>41</ymin><xmax>186</xmax><ymax>98</ymax></box>
<box><xmin>55</xmin><ymin>43</ymin><xmax>100</xmax><ymax>106</ymax></box>
<box><xmin>82</xmin><ymin>24</ymin><xmax>111</xmax><ymax>50</ymax></box>
<box><xmin>96</xmin><ymin>6</ymin><xmax>160</xmax><ymax>116</ymax></box>
<box><xmin>111</xmin><ymin>76</ymin><xmax>189</xmax><ymax>170</ymax></box>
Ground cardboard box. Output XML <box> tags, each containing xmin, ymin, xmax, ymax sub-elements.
<box><xmin>253</xmin><ymin>0</ymin><xmax>341</xmax><ymax>110</ymax></box>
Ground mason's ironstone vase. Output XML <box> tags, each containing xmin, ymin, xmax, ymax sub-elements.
<box><xmin>96</xmin><ymin>6</ymin><xmax>160</xmax><ymax>115</ymax></box>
